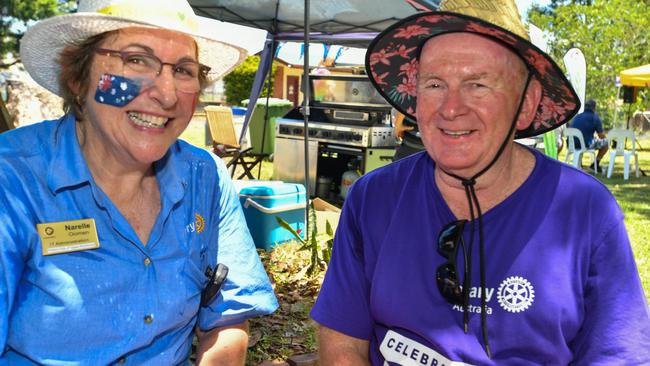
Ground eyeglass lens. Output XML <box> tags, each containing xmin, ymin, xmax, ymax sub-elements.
<box><xmin>96</xmin><ymin>49</ymin><xmax>204</xmax><ymax>93</ymax></box>
<box><xmin>121</xmin><ymin>52</ymin><xmax>201</xmax><ymax>93</ymax></box>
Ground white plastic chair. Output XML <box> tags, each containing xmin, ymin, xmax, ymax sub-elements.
<box><xmin>563</xmin><ymin>127</ymin><xmax>600</xmax><ymax>173</ymax></box>
<box><xmin>606</xmin><ymin>129</ymin><xmax>640</xmax><ymax>180</ymax></box>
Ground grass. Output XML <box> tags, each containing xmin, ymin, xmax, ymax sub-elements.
<box><xmin>180</xmin><ymin>115</ymin><xmax>274</xmax><ymax>180</ymax></box>
<box><xmin>180</xmin><ymin>118</ymin><xmax>650</xmax><ymax>363</ymax></box>
<box><xmin>180</xmin><ymin>114</ymin><xmax>211</xmax><ymax>150</ymax></box>
<box><xmin>246</xmin><ymin>244</ymin><xmax>323</xmax><ymax>364</ymax></box>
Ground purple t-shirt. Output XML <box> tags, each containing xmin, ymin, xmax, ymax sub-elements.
<box><xmin>311</xmin><ymin>149</ymin><xmax>650</xmax><ymax>365</ymax></box>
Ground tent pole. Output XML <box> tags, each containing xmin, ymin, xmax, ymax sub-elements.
<box><xmin>303</xmin><ymin>0</ymin><xmax>311</xmax><ymax>234</ymax></box>
<box><xmin>239</xmin><ymin>35</ymin><xmax>274</xmax><ymax>146</ymax></box>
<box><xmin>258</xmin><ymin>40</ymin><xmax>278</xmax><ymax>179</ymax></box>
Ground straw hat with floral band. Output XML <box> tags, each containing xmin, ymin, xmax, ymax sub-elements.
<box><xmin>365</xmin><ymin>0</ymin><xmax>580</xmax><ymax>359</ymax></box>
<box><xmin>19</xmin><ymin>0</ymin><xmax>247</xmax><ymax>97</ymax></box>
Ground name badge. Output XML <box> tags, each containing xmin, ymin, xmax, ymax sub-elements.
<box><xmin>37</xmin><ymin>218</ymin><xmax>100</xmax><ymax>256</ymax></box>
<box><xmin>380</xmin><ymin>330</ymin><xmax>472</xmax><ymax>366</ymax></box>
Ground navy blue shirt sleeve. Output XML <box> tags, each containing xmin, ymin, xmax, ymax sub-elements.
<box><xmin>594</xmin><ymin>113</ymin><xmax>604</xmax><ymax>134</ymax></box>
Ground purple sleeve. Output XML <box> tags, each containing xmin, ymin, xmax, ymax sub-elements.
<box><xmin>571</xmin><ymin>218</ymin><xmax>650</xmax><ymax>364</ymax></box>
<box><xmin>310</xmin><ymin>193</ymin><xmax>374</xmax><ymax>340</ymax></box>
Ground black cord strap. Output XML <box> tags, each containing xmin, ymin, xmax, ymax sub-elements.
<box><xmin>438</xmin><ymin>71</ymin><xmax>533</xmax><ymax>359</ymax></box>
<box><xmin>469</xmin><ymin>185</ymin><xmax>491</xmax><ymax>358</ymax></box>
<box><xmin>461</xmin><ymin>180</ymin><xmax>474</xmax><ymax>333</ymax></box>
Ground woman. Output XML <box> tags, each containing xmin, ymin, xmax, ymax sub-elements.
<box><xmin>0</xmin><ymin>0</ymin><xmax>277</xmax><ymax>364</ymax></box>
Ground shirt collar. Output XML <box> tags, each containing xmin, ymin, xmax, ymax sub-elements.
<box><xmin>47</xmin><ymin>114</ymin><xmax>94</xmax><ymax>194</ymax></box>
<box><xmin>154</xmin><ymin>144</ymin><xmax>186</xmax><ymax>205</ymax></box>
<box><xmin>47</xmin><ymin>115</ymin><xmax>186</xmax><ymax>205</ymax></box>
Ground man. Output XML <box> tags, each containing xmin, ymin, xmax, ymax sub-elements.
<box><xmin>310</xmin><ymin>0</ymin><xmax>650</xmax><ymax>364</ymax></box>
<box><xmin>570</xmin><ymin>99</ymin><xmax>608</xmax><ymax>171</ymax></box>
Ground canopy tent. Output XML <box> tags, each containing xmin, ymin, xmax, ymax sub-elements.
<box><xmin>620</xmin><ymin>64</ymin><xmax>650</xmax><ymax>87</ymax></box>
<box><xmin>190</xmin><ymin>0</ymin><xmax>439</xmax><ymax>44</ymax></box>
<box><xmin>188</xmin><ymin>0</ymin><xmax>440</xmax><ymax>226</ymax></box>
<box><xmin>196</xmin><ymin>16</ymin><xmax>267</xmax><ymax>55</ymax></box>
<box><xmin>275</xmin><ymin>42</ymin><xmax>366</xmax><ymax>67</ymax></box>
<box><xmin>189</xmin><ymin>0</ymin><xmax>442</xmax><ymax>137</ymax></box>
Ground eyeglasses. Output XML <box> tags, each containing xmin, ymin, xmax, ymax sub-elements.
<box><xmin>94</xmin><ymin>48</ymin><xmax>210</xmax><ymax>93</ymax></box>
<box><xmin>436</xmin><ymin>220</ymin><xmax>468</xmax><ymax>305</ymax></box>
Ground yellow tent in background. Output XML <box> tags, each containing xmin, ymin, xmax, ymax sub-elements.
<box><xmin>620</xmin><ymin>64</ymin><xmax>650</xmax><ymax>87</ymax></box>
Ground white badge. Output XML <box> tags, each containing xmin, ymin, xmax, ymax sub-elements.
<box><xmin>379</xmin><ymin>330</ymin><xmax>472</xmax><ymax>366</ymax></box>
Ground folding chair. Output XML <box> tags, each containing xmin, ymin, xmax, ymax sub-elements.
<box><xmin>563</xmin><ymin>127</ymin><xmax>601</xmax><ymax>174</ymax></box>
<box><xmin>606</xmin><ymin>129</ymin><xmax>640</xmax><ymax>180</ymax></box>
<box><xmin>204</xmin><ymin>106</ymin><xmax>262</xmax><ymax>179</ymax></box>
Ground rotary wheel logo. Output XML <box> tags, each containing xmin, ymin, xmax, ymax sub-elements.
<box><xmin>497</xmin><ymin>276</ymin><xmax>535</xmax><ymax>313</ymax></box>
<box><xmin>195</xmin><ymin>213</ymin><xmax>205</xmax><ymax>234</ymax></box>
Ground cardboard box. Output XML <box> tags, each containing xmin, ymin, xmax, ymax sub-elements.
<box><xmin>312</xmin><ymin>198</ymin><xmax>341</xmax><ymax>235</ymax></box>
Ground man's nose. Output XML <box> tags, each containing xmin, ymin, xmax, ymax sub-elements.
<box><xmin>439</xmin><ymin>87</ymin><xmax>469</xmax><ymax>120</ymax></box>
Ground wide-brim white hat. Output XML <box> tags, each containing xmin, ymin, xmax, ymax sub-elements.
<box><xmin>19</xmin><ymin>0</ymin><xmax>247</xmax><ymax>96</ymax></box>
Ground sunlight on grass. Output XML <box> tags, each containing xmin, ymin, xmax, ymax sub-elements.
<box><xmin>179</xmin><ymin>115</ymin><xmax>209</xmax><ymax>150</ymax></box>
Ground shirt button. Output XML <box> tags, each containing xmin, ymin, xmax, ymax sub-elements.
<box><xmin>144</xmin><ymin>314</ymin><xmax>153</xmax><ymax>324</ymax></box>
<box><xmin>117</xmin><ymin>357</ymin><xmax>126</xmax><ymax>364</ymax></box>
<box><xmin>143</xmin><ymin>257</ymin><xmax>151</xmax><ymax>266</ymax></box>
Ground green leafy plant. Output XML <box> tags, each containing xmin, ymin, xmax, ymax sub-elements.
<box><xmin>222</xmin><ymin>55</ymin><xmax>276</xmax><ymax>106</ymax></box>
<box><xmin>276</xmin><ymin>202</ymin><xmax>334</xmax><ymax>276</ymax></box>
<box><xmin>2</xmin><ymin>0</ymin><xmax>76</xmax><ymax>66</ymax></box>
<box><xmin>528</xmin><ymin>0</ymin><xmax>650</xmax><ymax>124</ymax></box>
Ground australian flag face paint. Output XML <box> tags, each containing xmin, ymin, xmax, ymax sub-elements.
<box><xmin>94</xmin><ymin>73</ymin><xmax>143</xmax><ymax>107</ymax></box>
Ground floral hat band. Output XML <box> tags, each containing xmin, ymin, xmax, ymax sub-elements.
<box><xmin>365</xmin><ymin>9</ymin><xmax>580</xmax><ymax>139</ymax></box>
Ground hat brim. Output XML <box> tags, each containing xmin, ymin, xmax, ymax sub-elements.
<box><xmin>20</xmin><ymin>13</ymin><xmax>247</xmax><ymax>96</ymax></box>
<box><xmin>365</xmin><ymin>12</ymin><xmax>580</xmax><ymax>139</ymax></box>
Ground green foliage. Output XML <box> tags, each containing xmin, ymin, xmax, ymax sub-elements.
<box><xmin>528</xmin><ymin>0</ymin><xmax>650</xmax><ymax>127</ymax></box>
<box><xmin>276</xmin><ymin>202</ymin><xmax>334</xmax><ymax>276</ymax></box>
<box><xmin>222</xmin><ymin>55</ymin><xmax>275</xmax><ymax>106</ymax></box>
<box><xmin>0</xmin><ymin>0</ymin><xmax>76</xmax><ymax>64</ymax></box>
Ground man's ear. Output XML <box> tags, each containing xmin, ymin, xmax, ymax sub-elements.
<box><xmin>516</xmin><ymin>78</ymin><xmax>542</xmax><ymax>131</ymax></box>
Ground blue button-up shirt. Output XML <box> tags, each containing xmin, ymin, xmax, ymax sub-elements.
<box><xmin>0</xmin><ymin>115</ymin><xmax>278</xmax><ymax>365</ymax></box>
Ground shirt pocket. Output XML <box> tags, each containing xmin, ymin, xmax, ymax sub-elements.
<box><xmin>179</xmin><ymin>256</ymin><xmax>207</xmax><ymax>317</ymax></box>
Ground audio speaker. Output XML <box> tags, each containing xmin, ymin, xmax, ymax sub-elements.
<box><xmin>621</xmin><ymin>86</ymin><xmax>637</xmax><ymax>103</ymax></box>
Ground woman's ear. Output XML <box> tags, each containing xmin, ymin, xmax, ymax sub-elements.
<box><xmin>67</xmin><ymin>78</ymin><xmax>81</xmax><ymax>96</ymax></box>
<box><xmin>61</xmin><ymin>47</ymin><xmax>83</xmax><ymax>96</ymax></box>
<box><xmin>516</xmin><ymin>77</ymin><xmax>543</xmax><ymax>131</ymax></box>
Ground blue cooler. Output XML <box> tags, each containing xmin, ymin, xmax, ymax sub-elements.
<box><xmin>238</xmin><ymin>182</ymin><xmax>306</xmax><ymax>251</ymax></box>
